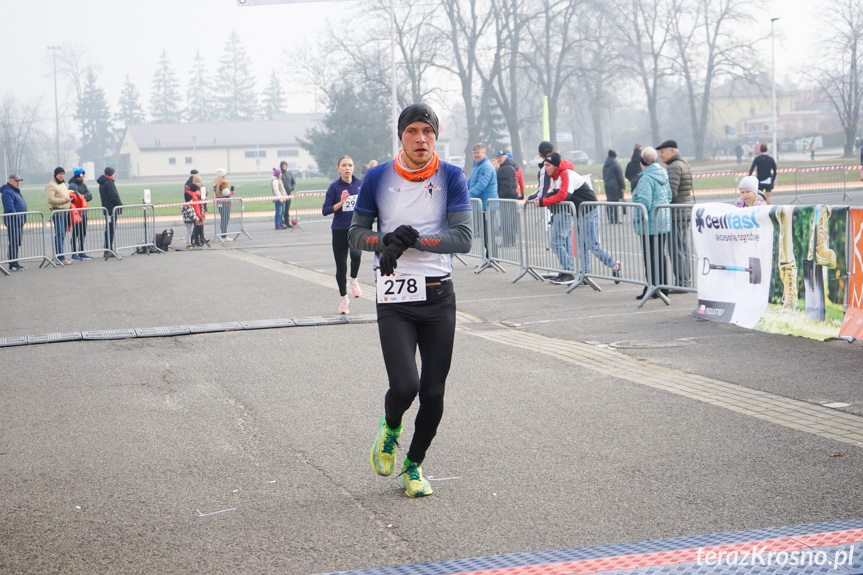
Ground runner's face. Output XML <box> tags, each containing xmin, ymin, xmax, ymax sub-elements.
<box><xmin>401</xmin><ymin>122</ymin><xmax>436</xmax><ymax>169</ymax></box>
<box><xmin>338</xmin><ymin>158</ymin><xmax>354</xmax><ymax>181</ymax></box>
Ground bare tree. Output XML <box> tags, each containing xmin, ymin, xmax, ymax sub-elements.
<box><xmin>1</xmin><ymin>93</ymin><xmax>44</xmax><ymax>173</ymax></box>
<box><xmin>573</xmin><ymin>3</ymin><xmax>621</xmax><ymax>158</ymax></box>
<box><xmin>521</xmin><ymin>0</ymin><xmax>585</xmax><ymax>146</ymax></box>
<box><xmin>487</xmin><ymin>0</ymin><xmax>529</xmax><ymax>164</ymax></box>
<box><xmin>616</xmin><ymin>0</ymin><xmax>674</xmax><ymax>144</ymax></box>
<box><xmin>667</xmin><ymin>0</ymin><xmax>757</xmax><ymax>160</ymax></box>
<box><xmin>809</xmin><ymin>0</ymin><xmax>863</xmax><ymax>157</ymax></box>
<box><xmin>435</xmin><ymin>0</ymin><xmax>497</xmax><ymax>171</ymax></box>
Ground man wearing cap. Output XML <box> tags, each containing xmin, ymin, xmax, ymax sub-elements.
<box><xmin>46</xmin><ymin>167</ymin><xmax>72</xmax><ymax>264</ymax></box>
<box><xmin>349</xmin><ymin>103</ymin><xmax>471</xmax><ymax>498</ymax></box>
<box><xmin>1</xmin><ymin>174</ymin><xmax>27</xmax><ymax>271</ymax></box>
<box><xmin>98</xmin><ymin>167</ymin><xmax>122</xmax><ymax>258</ymax></box>
<box><xmin>657</xmin><ymin>140</ymin><xmax>693</xmax><ymax>291</ymax></box>
<box><xmin>495</xmin><ymin>150</ymin><xmax>520</xmax><ymax>247</ymax></box>
<box><xmin>748</xmin><ymin>143</ymin><xmax>777</xmax><ymax>205</ymax></box>
<box><xmin>67</xmin><ymin>167</ymin><xmax>93</xmax><ymax>260</ymax></box>
<box><xmin>467</xmin><ymin>143</ymin><xmax>498</xmax><ymax>210</ymax></box>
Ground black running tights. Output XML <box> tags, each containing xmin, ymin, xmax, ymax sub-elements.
<box><xmin>377</xmin><ymin>282</ymin><xmax>456</xmax><ymax>464</ymax></box>
<box><xmin>331</xmin><ymin>229</ymin><xmax>361</xmax><ymax>297</ymax></box>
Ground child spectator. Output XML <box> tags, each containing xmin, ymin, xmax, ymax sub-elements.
<box><xmin>182</xmin><ymin>186</ymin><xmax>201</xmax><ymax>249</ymax></box>
<box><xmin>67</xmin><ymin>186</ymin><xmax>88</xmax><ymax>260</ymax></box>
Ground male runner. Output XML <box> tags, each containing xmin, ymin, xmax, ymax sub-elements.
<box><xmin>348</xmin><ymin>103</ymin><xmax>472</xmax><ymax>497</ymax></box>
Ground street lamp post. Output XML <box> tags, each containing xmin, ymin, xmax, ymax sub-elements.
<box><xmin>48</xmin><ymin>45</ymin><xmax>61</xmax><ymax>166</ymax></box>
<box><xmin>771</xmin><ymin>18</ymin><xmax>780</xmax><ymax>161</ymax></box>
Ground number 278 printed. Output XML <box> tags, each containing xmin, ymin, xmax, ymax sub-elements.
<box><xmin>383</xmin><ymin>278</ymin><xmax>419</xmax><ymax>295</ymax></box>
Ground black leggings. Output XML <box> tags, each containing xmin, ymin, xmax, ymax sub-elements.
<box><xmin>377</xmin><ymin>281</ymin><xmax>456</xmax><ymax>464</ymax></box>
<box><xmin>331</xmin><ymin>229</ymin><xmax>361</xmax><ymax>296</ymax></box>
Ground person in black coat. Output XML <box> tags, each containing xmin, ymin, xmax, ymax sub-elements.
<box><xmin>494</xmin><ymin>150</ymin><xmax>519</xmax><ymax>246</ymax></box>
<box><xmin>97</xmin><ymin>167</ymin><xmax>122</xmax><ymax>257</ymax></box>
<box><xmin>602</xmin><ymin>150</ymin><xmax>626</xmax><ymax>223</ymax></box>
<box><xmin>624</xmin><ymin>144</ymin><xmax>642</xmax><ymax>201</ymax></box>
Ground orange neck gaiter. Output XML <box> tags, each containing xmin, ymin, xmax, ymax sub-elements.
<box><xmin>394</xmin><ymin>150</ymin><xmax>440</xmax><ymax>182</ymax></box>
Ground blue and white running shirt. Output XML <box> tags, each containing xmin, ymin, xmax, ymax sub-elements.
<box><xmin>354</xmin><ymin>160</ymin><xmax>471</xmax><ymax>277</ymax></box>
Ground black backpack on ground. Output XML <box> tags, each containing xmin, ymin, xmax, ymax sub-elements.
<box><xmin>156</xmin><ymin>228</ymin><xmax>174</xmax><ymax>251</ymax></box>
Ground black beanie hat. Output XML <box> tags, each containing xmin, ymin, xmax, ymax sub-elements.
<box><xmin>188</xmin><ymin>183</ymin><xmax>200</xmax><ymax>192</ymax></box>
<box><xmin>608</xmin><ymin>149</ymin><xmax>617</xmax><ymax>158</ymax></box>
<box><xmin>544</xmin><ymin>152</ymin><xmax>562</xmax><ymax>167</ymax></box>
<box><xmin>104</xmin><ymin>167</ymin><xmax>115</xmax><ymax>176</ymax></box>
<box><xmin>397</xmin><ymin>103</ymin><xmax>439</xmax><ymax>141</ymax></box>
<box><xmin>538</xmin><ymin>141</ymin><xmax>554</xmax><ymax>155</ymax></box>
<box><xmin>54</xmin><ymin>167</ymin><xmax>65</xmax><ymax>176</ymax></box>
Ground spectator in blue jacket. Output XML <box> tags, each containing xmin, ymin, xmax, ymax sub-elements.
<box><xmin>632</xmin><ymin>146</ymin><xmax>672</xmax><ymax>300</ymax></box>
<box><xmin>467</xmin><ymin>143</ymin><xmax>498</xmax><ymax>210</ymax></box>
<box><xmin>1</xmin><ymin>174</ymin><xmax>27</xmax><ymax>270</ymax></box>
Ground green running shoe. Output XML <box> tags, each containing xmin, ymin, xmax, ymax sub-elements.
<box><xmin>370</xmin><ymin>416</ymin><xmax>402</xmax><ymax>476</ymax></box>
<box><xmin>399</xmin><ymin>457</ymin><xmax>433</xmax><ymax>498</ymax></box>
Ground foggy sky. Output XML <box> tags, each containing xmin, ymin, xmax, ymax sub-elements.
<box><xmin>5</xmin><ymin>0</ymin><xmax>817</xmax><ymax>124</ymax></box>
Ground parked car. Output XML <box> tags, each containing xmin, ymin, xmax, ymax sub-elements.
<box><xmin>563</xmin><ymin>150</ymin><xmax>590</xmax><ymax>165</ymax></box>
<box><xmin>306</xmin><ymin>163</ymin><xmax>322</xmax><ymax>178</ymax></box>
<box><xmin>448</xmin><ymin>156</ymin><xmax>466</xmax><ymax>169</ymax></box>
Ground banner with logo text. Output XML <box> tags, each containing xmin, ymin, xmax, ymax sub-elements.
<box><xmin>691</xmin><ymin>203</ymin><xmax>849</xmax><ymax>341</ymax></box>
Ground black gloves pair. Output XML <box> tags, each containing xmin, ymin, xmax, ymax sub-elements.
<box><xmin>379</xmin><ymin>225</ymin><xmax>420</xmax><ymax>276</ymax></box>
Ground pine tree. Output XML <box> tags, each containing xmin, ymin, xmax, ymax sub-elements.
<box><xmin>214</xmin><ymin>30</ymin><xmax>258</xmax><ymax>121</ymax></box>
<box><xmin>185</xmin><ymin>51</ymin><xmax>215</xmax><ymax>123</ymax></box>
<box><xmin>116</xmin><ymin>75</ymin><xmax>146</xmax><ymax>128</ymax></box>
<box><xmin>300</xmin><ymin>84</ymin><xmax>391</xmax><ymax>178</ymax></box>
<box><xmin>150</xmin><ymin>48</ymin><xmax>182</xmax><ymax>123</ymax></box>
<box><xmin>261</xmin><ymin>70</ymin><xmax>286</xmax><ymax>120</ymax></box>
<box><xmin>75</xmin><ymin>68</ymin><xmax>114</xmax><ymax>162</ymax></box>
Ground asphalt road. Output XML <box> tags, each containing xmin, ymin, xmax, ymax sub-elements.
<box><xmin>1</xmin><ymin>217</ymin><xmax>862</xmax><ymax>575</ymax></box>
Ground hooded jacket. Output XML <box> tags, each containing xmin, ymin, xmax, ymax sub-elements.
<box><xmin>632</xmin><ymin>162</ymin><xmax>672</xmax><ymax>236</ymax></box>
<box><xmin>540</xmin><ymin>159</ymin><xmax>596</xmax><ymax>213</ymax></box>
<box><xmin>602</xmin><ymin>156</ymin><xmax>626</xmax><ymax>201</ymax></box>
<box><xmin>97</xmin><ymin>174</ymin><xmax>123</xmax><ymax>216</ymax></box>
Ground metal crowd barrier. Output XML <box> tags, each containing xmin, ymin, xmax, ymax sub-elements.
<box><xmin>485</xmin><ymin>199</ymin><xmax>522</xmax><ymax>275</ymax></box>
<box><xmin>50</xmin><ymin>207</ymin><xmax>116</xmax><ymax>263</ymax></box>
<box><xmin>519</xmin><ymin>201</ymin><xmax>582</xmax><ymax>284</ymax></box>
<box><xmin>691</xmin><ymin>171</ymin><xmax>740</xmax><ymax>203</ymax></box>
<box><xmin>0</xmin><ymin>211</ymin><xmax>55</xmax><ymax>275</ymax></box>
<box><xmin>569</xmin><ymin>201</ymin><xmax>651</xmax><ymax>296</ymax></box>
<box><xmin>791</xmin><ymin>165</ymin><xmax>850</xmax><ymax>203</ymax></box>
<box><xmin>114</xmin><ymin>204</ymin><xmax>160</xmax><ymax>256</ymax></box>
<box><xmin>213</xmin><ymin>198</ymin><xmax>252</xmax><ymax>243</ymax></box>
<box><xmin>462</xmin><ymin>198</ymin><xmax>502</xmax><ymax>273</ymax></box>
<box><xmin>642</xmin><ymin>204</ymin><xmax>697</xmax><ymax>304</ymax></box>
<box><xmin>289</xmin><ymin>191</ymin><xmax>328</xmax><ymax>231</ymax></box>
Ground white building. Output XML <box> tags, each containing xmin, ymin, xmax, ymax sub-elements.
<box><xmin>117</xmin><ymin>114</ymin><xmax>323</xmax><ymax>179</ymax></box>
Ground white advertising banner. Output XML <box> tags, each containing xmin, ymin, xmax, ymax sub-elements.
<box><xmin>691</xmin><ymin>203</ymin><xmax>775</xmax><ymax>329</ymax></box>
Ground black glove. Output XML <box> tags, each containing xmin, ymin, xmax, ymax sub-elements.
<box><xmin>382</xmin><ymin>225</ymin><xmax>420</xmax><ymax>248</ymax></box>
<box><xmin>378</xmin><ymin>242</ymin><xmax>406</xmax><ymax>276</ymax></box>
